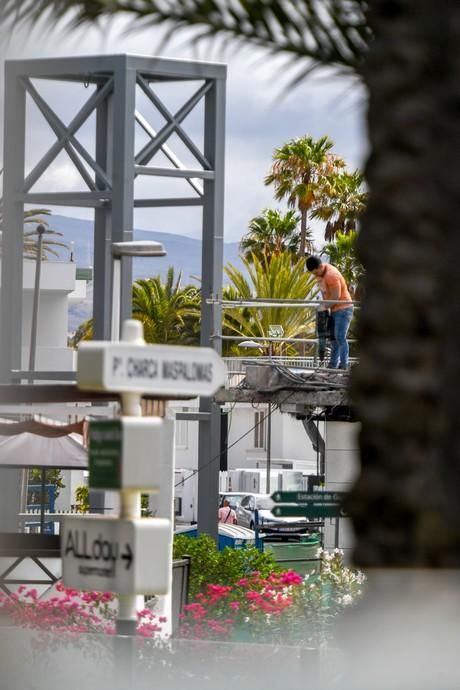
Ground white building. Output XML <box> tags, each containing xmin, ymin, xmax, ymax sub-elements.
<box><xmin>0</xmin><ymin>258</ymin><xmax>87</xmax><ymax>531</ymax></box>
<box><xmin>170</xmin><ymin>394</ymin><xmax>360</xmax><ymax>559</ymax></box>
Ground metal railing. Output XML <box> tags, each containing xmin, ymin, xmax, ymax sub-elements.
<box><xmin>223</xmin><ymin>356</ymin><xmax>359</xmax><ymax>388</ymax></box>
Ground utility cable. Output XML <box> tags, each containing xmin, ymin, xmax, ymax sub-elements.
<box><xmin>174</xmin><ymin>391</ymin><xmax>295</xmax><ymax>489</ymax></box>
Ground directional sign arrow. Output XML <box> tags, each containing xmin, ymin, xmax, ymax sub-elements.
<box><xmin>271</xmin><ymin>490</ymin><xmax>347</xmax><ymax>503</ymax></box>
<box><xmin>121</xmin><ymin>543</ymin><xmax>133</xmax><ymax>570</ymax></box>
<box><xmin>273</xmin><ymin>504</ymin><xmax>345</xmax><ymax>519</ymax></box>
<box><xmin>77</xmin><ymin>342</ymin><xmax>227</xmax><ymax>397</ymax></box>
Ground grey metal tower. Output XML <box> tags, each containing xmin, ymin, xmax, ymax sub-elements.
<box><xmin>1</xmin><ymin>54</ymin><xmax>226</xmax><ymax>538</ymax></box>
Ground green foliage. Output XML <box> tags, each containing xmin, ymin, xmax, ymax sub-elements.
<box><xmin>265</xmin><ymin>135</ymin><xmax>345</xmax><ymax>256</ymax></box>
<box><xmin>141</xmin><ymin>494</ymin><xmax>152</xmax><ymax>517</ymax></box>
<box><xmin>312</xmin><ymin>169</ymin><xmax>367</xmax><ymax>240</ymax></box>
<box><xmin>239</xmin><ymin>208</ymin><xmax>301</xmax><ymax>264</ymax></box>
<box><xmin>132</xmin><ymin>268</ymin><xmax>201</xmax><ymax>345</ymax></box>
<box><xmin>323</xmin><ymin>230</ymin><xmax>364</xmax><ymax>298</ymax></box>
<box><xmin>0</xmin><ymin>206</ymin><xmax>69</xmax><ymax>260</ymax></box>
<box><xmin>28</xmin><ymin>469</ymin><xmax>64</xmax><ymax>500</ymax></box>
<box><xmin>74</xmin><ymin>485</ymin><xmax>89</xmax><ymax>513</ymax></box>
<box><xmin>173</xmin><ymin>533</ymin><xmax>279</xmax><ymax>599</ymax></box>
<box><xmin>71</xmin><ymin>267</ymin><xmax>200</xmax><ymax>347</ymax></box>
<box><xmin>224</xmin><ymin>252</ymin><xmax>317</xmax><ymax>355</ymax></box>
<box><xmin>70</xmin><ymin>318</ymin><xmax>93</xmax><ymax>347</ymax></box>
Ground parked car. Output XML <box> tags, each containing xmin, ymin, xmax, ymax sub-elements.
<box><xmin>219</xmin><ymin>492</ymin><xmax>247</xmax><ymax>511</ymax></box>
<box><xmin>235</xmin><ymin>493</ymin><xmax>312</xmax><ymax>539</ymax></box>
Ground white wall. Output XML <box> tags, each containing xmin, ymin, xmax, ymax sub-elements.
<box><xmin>323</xmin><ymin>421</ymin><xmax>360</xmax><ymax>559</ymax></box>
<box><xmin>170</xmin><ymin>401</ymin><xmax>321</xmax><ymax>474</ymax></box>
<box><xmin>0</xmin><ymin>260</ymin><xmax>79</xmax><ymax>371</ymax></box>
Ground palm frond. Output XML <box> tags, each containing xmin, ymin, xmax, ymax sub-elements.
<box><xmin>2</xmin><ymin>1</ymin><xmax>371</xmax><ymax>78</ymax></box>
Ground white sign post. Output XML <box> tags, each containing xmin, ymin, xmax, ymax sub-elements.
<box><xmin>63</xmin><ymin>319</ymin><xmax>227</xmax><ymax>637</ymax></box>
<box><xmin>77</xmin><ymin>341</ymin><xmax>227</xmax><ymax>397</ymax></box>
<box><xmin>62</xmin><ymin>516</ymin><xmax>171</xmax><ymax>594</ymax></box>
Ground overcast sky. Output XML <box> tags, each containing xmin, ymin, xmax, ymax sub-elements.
<box><xmin>0</xmin><ymin>15</ymin><xmax>367</xmax><ymax>248</ymax></box>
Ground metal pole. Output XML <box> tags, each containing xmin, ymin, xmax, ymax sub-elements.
<box><xmin>116</xmin><ymin>320</ymin><xmax>142</xmax><ymax>637</ymax></box>
<box><xmin>39</xmin><ymin>468</ymin><xmax>46</xmax><ymax>534</ymax></box>
<box><xmin>0</xmin><ymin>62</ymin><xmax>26</xmax><ymax>384</ymax></box>
<box><xmin>266</xmin><ymin>404</ymin><xmax>272</xmax><ymax>494</ymax></box>
<box><xmin>197</xmin><ymin>74</ymin><xmax>226</xmax><ymax>541</ymax></box>
<box><xmin>266</xmin><ymin>340</ymin><xmax>272</xmax><ymax>494</ymax></box>
<box><xmin>28</xmin><ymin>224</ymin><xmax>45</xmax><ymax>381</ymax></box>
<box><xmin>111</xmin><ymin>257</ymin><xmax>121</xmax><ymax>341</ymax></box>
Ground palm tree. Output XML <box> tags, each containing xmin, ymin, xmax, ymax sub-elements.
<box><xmin>323</xmin><ymin>230</ymin><xmax>364</xmax><ymax>299</ymax></box>
<box><xmin>224</xmin><ymin>253</ymin><xmax>317</xmax><ymax>356</ymax></box>
<box><xmin>221</xmin><ymin>284</ymin><xmax>252</xmax><ymax>357</ymax></box>
<box><xmin>312</xmin><ymin>169</ymin><xmax>367</xmax><ymax>241</ymax></box>
<box><xmin>72</xmin><ymin>268</ymin><xmax>201</xmax><ymax>347</ymax></box>
<box><xmin>0</xmin><ymin>205</ymin><xmax>68</xmax><ymax>259</ymax></box>
<box><xmin>69</xmin><ymin>318</ymin><xmax>93</xmax><ymax>347</ymax></box>
<box><xmin>132</xmin><ymin>268</ymin><xmax>201</xmax><ymax>345</ymax></box>
<box><xmin>239</xmin><ymin>208</ymin><xmax>302</xmax><ymax>264</ymax></box>
<box><xmin>264</xmin><ymin>135</ymin><xmax>345</xmax><ymax>257</ymax></box>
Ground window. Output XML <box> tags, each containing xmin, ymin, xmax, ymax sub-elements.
<box><xmin>175</xmin><ymin>420</ymin><xmax>188</xmax><ymax>449</ymax></box>
<box><xmin>254</xmin><ymin>411</ymin><xmax>265</xmax><ymax>449</ymax></box>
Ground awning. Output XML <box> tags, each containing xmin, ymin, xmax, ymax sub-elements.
<box><xmin>0</xmin><ymin>430</ymin><xmax>87</xmax><ymax>469</ymax></box>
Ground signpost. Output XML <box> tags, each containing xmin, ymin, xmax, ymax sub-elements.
<box><xmin>77</xmin><ymin>341</ymin><xmax>227</xmax><ymax>397</ymax></box>
<box><xmin>62</xmin><ymin>319</ymin><xmax>227</xmax><ymax>636</ymax></box>
<box><xmin>62</xmin><ymin>516</ymin><xmax>171</xmax><ymax>594</ymax></box>
<box><xmin>89</xmin><ymin>417</ymin><xmax>175</xmax><ymax>491</ymax></box>
<box><xmin>271</xmin><ymin>490</ymin><xmax>347</xmax><ymax>519</ymax></box>
<box><xmin>268</xmin><ymin>325</ymin><xmax>284</xmax><ymax>339</ymax></box>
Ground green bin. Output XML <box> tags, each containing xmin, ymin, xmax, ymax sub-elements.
<box><xmin>264</xmin><ymin>535</ymin><xmax>321</xmax><ymax>577</ymax></box>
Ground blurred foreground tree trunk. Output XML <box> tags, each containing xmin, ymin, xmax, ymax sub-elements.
<box><xmin>349</xmin><ymin>0</ymin><xmax>460</xmax><ymax>565</ymax></box>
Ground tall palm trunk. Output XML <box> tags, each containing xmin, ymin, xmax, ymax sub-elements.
<box><xmin>299</xmin><ymin>207</ymin><xmax>308</xmax><ymax>257</ymax></box>
<box><xmin>349</xmin><ymin>1</ymin><xmax>460</xmax><ymax>566</ymax></box>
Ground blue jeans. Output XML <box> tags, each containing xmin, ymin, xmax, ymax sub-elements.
<box><xmin>328</xmin><ymin>308</ymin><xmax>353</xmax><ymax>369</ymax></box>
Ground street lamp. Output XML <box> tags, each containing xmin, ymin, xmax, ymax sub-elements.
<box><xmin>238</xmin><ymin>339</ymin><xmax>272</xmax><ymax>494</ymax></box>
<box><xmin>89</xmin><ymin>241</ymin><xmax>168</xmax><ymax>573</ymax></box>
<box><xmin>28</xmin><ymin>224</ymin><xmax>46</xmax><ymax>380</ymax></box>
<box><xmin>111</xmin><ymin>240</ymin><xmax>166</xmax><ymax>341</ymax></box>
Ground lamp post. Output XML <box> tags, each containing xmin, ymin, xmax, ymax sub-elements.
<box><xmin>28</xmin><ymin>224</ymin><xmax>46</xmax><ymax>380</ymax></box>
<box><xmin>28</xmin><ymin>224</ymin><xmax>46</xmax><ymax>531</ymax></box>
<box><xmin>91</xmin><ymin>240</ymin><xmax>167</xmax><ymax>514</ymax></box>
<box><xmin>111</xmin><ymin>240</ymin><xmax>166</xmax><ymax>342</ymax></box>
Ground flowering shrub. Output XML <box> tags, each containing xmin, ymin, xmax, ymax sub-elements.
<box><xmin>173</xmin><ymin>533</ymin><xmax>279</xmax><ymax>598</ymax></box>
<box><xmin>178</xmin><ymin>548</ymin><xmax>366</xmax><ymax>645</ymax></box>
<box><xmin>0</xmin><ymin>548</ymin><xmax>365</xmax><ymax>647</ymax></box>
<box><xmin>179</xmin><ymin>569</ymin><xmax>303</xmax><ymax>642</ymax></box>
<box><xmin>0</xmin><ymin>583</ymin><xmax>165</xmax><ymax>637</ymax></box>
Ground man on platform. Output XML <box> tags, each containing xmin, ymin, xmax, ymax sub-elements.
<box><xmin>306</xmin><ymin>256</ymin><xmax>353</xmax><ymax>369</ymax></box>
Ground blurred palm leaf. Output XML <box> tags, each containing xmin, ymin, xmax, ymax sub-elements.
<box><xmin>1</xmin><ymin>1</ymin><xmax>371</xmax><ymax>78</ymax></box>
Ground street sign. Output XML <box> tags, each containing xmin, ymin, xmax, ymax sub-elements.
<box><xmin>271</xmin><ymin>491</ymin><xmax>345</xmax><ymax>503</ymax></box>
<box><xmin>77</xmin><ymin>342</ymin><xmax>227</xmax><ymax>397</ymax></box>
<box><xmin>268</xmin><ymin>325</ymin><xmax>284</xmax><ymax>338</ymax></box>
<box><xmin>62</xmin><ymin>516</ymin><xmax>172</xmax><ymax>594</ymax></box>
<box><xmin>89</xmin><ymin>419</ymin><xmax>122</xmax><ymax>490</ymax></box>
<box><xmin>89</xmin><ymin>417</ymin><xmax>175</xmax><ymax>491</ymax></box>
<box><xmin>271</xmin><ymin>491</ymin><xmax>347</xmax><ymax>519</ymax></box>
<box><xmin>272</xmin><ymin>504</ymin><xmax>344</xmax><ymax>518</ymax></box>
